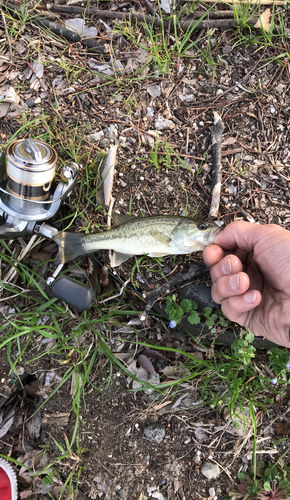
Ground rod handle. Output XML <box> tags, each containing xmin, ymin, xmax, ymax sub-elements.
<box><xmin>51</xmin><ymin>276</ymin><xmax>95</xmax><ymax>312</ymax></box>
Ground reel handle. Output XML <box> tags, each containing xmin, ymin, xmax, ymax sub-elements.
<box><xmin>51</xmin><ymin>276</ymin><xmax>95</xmax><ymax>312</ymax></box>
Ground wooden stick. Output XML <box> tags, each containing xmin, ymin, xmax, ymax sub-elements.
<box><xmin>48</xmin><ymin>5</ymin><xmax>260</xmax><ymax>30</ymax></box>
<box><xmin>209</xmin><ymin>112</ymin><xmax>224</xmax><ymax>219</ymax></box>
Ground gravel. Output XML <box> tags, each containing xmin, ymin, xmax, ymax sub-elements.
<box><xmin>201</xmin><ymin>462</ymin><xmax>221</xmax><ymax>480</ymax></box>
<box><xmin>144</xmin><ymin>423</ymin><xmax>166</xmax><ymax>443</ymax></box>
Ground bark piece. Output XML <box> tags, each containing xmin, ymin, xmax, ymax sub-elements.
<box><xmin>209</xmin><ymin>112</ymin><xmax>224</xmax><ymax>219</ymax></box>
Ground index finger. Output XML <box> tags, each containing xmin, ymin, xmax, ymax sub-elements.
<box><xmin>213</xmin><ymin>221</ymin><xmax>282</xmax><ymax>252</ymax></box>
<box><xmin>203</xmin><ymin>244</ymin><xmax>224</xmax><ymax>267</ymax></box>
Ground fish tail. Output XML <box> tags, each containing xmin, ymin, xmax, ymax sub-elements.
<box><xmin>53</xmin><ymin>231</ymin><xmax>86</xmax><ymax>266</ymax></box>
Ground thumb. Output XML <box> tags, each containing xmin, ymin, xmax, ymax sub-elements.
<box><xmin>213</xmin><ymin>221</ymin><xmax>284</xmax><ymax>252</ymax></box>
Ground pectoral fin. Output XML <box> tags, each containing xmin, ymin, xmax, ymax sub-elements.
<box><xmin>149</xmin><ymin>230</ymin><xmax>171</xmax><ymax>245</ymax></box>
<box><xmin>111</xmin><ymin>251</ymin><xmax>133</xmax><ymax>267</ymax></box>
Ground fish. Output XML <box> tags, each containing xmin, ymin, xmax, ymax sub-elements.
<box><xmin>53</xmin><ymin>216</ymin><xmax>221</xmax><ymax>267</ymax></box>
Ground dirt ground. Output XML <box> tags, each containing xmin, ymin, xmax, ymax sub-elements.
<box><xmin>1</xmin><ymin>322</ymin><xmax>290</xmax><ymax>500</ymax></box>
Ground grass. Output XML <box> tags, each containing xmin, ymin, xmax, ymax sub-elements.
<box><xmin>1</xmin><ymin>1</ymin><xmax>290</xmax><ymax>496</ymax></box>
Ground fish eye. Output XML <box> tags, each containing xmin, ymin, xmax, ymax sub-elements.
<box><xmin>197</xmin><ymin>223</ymin><xmax>207</xmax><ymax>230</ymax></box>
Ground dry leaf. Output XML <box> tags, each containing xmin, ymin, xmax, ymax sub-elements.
<box><xmin>0</xmin><ymin>87</ymin><xmax>20</xmax><ymax>118</ymax></box>
<box><xmin>65</xmin><ymin>19</ymin><xmax>98</xmax><ymax>37</ymax></box>
<box><xmin>42</xmin><ymin>412</ymin><xmax>69</xmax><ymax>425</ymax></box>
<box><xmin>254</xmin><ymin>8</ymin><xmax>271</xmax><ymax>32</ymax></box>
<box><xmin>222</xmin><ymin>137</ymin><xmax>236</xmax><ymax>146</ymax></box>
<box><xmin>195</xmin><ymin>427</ymin><xmax>208</xmax><ymax>441</ymax></box>
<box><xmin>0</xmin><ymin>406</ymin><xmax>16</xmax><ymax>438</ymax></box>
<box><xmin>20</xmin><ymin>490</ymin><xmax>33</xmax><ymax>499</ymax></box>
<box><xmin>138</xmin><ymin>354</ymin><xmax>157</xmax><ymax>375</ymax></box>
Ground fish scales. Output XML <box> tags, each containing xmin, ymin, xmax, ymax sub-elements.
<box><xmin>53</xmin><ymin>216</ymin><xmax>221</xmax><ymax>266</ymax></box>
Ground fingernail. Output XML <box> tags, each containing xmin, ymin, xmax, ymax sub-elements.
<box><xmin>203</xmin><ymin>253</ymin><xmax>209</xmax><ymax>266</ymax></box>
<box><xmin>229</xmin><ymin>273</ymin><xmax>239</xmax><ymax>290</ymax></box>
<box><xmin>222</xmin><ymin>256</ymin><xmax>232</xmax><ymax>275</ymax></box>
<box><xmin>245</xmin><ymin>290</ymin><xmax>256</xmax><ymax>304</ymax></box>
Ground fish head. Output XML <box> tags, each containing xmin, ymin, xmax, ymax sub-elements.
<box><xmin>172</xmin><ymin>220</ymin><xmax>221</xmax><ymax>250</ymax></box>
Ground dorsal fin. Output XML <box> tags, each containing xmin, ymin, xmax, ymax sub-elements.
<box><xmin>112</xmin><ymin>213</ymin><xmax>136</xmax><ymax>226</ymax></box>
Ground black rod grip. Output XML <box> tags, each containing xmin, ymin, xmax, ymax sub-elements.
<box><xmin>51</xmin><ymin>276</ymin><xmax>95</xmax><ymax>312</ymax></box>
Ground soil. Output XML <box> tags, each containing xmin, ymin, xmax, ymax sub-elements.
<box><xmin>0</xmin><ymin>1</ymin><xmax>290</xmax><ymax>499</ymax></box>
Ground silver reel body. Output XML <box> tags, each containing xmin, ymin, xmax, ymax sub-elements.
<box><xmin>0</xmin><ymin>138</ymin><xmax>79</xmax><ymax>232</ymax></box>
<box><xmin>0</xmin><ymin>138</ymin><xmax>95</xmax><ymax>311</ymax></box>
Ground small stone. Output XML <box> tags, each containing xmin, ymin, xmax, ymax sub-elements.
<box><xmin>209</xmin><ymin>487</ymin><xmax>216</xmax><ymax>496</ymax></box>
<box><xmin>152</xmin><ymin>492</ymin><xmax>165</xmax><ymax>500</ymax></box>
<box><xmin>144</xmin><ymin>423</ymin><xmax>165</xmax><ymax>444</ymax></box>
<box><xmin>275</xmin><ymin>83</ymin><xmax>284</xmax><ymax>95</ymax></box>
<box><xmin>201</xmin><ymin>462</ymin><xmax>220</xmax><ymax>480</ymax></box>
<box><xmin>108</xmin><ymin>124</ymin><xmax>118</xmax><ymax>141</ymax></box>
<box><xmin>223</xmin><ymin>44</ymin><xmax>232</xmax><ymax>54</ymax></box>
<box><xmin>117</xmin><ymin>489</ymin><xmax>125</xmax><ymax>499</ymax></box>
<box><xmin>216</xmin><ymin>89</ymin><xmax>224</xmax><ymax>96</ymax></box>
<box><xmin>158</xmin><ymin>476</ymin><xmax>167</xmax><ymax>487</ymax></box>
<box><xmin>147</xmin><ymin>84</ymin><xmax>161</xmax><ymax>98</ymax></box>
<box><xmin>155</xmin><ymin>116</ymin><xmax>173</xmax><ymax>131</ymax></box>
<box><xmin>11</xmin><ymin>365</ymin><xmax>25</xmax><ymax>378</ymax></box>
<box><xmin>26</xmin><ymin>98</ymin><xmax>34</xmax><ymax>108</ymax></box>
<box><xmin>147</xmin><ymin>107</ymin><xmax>155</xmax><ymax>118</ymax></box>
<box><xmin>179</xmin><ymin>282</ymin><xmax>219</xmax><ymax>313</ymax></box>
<box><xmin>88</xmin><ymin>130</ymin><xmax>104</xmax><ymax>142</ymax></box>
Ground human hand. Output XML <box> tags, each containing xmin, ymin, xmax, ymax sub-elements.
<box><xmin>203</xmin><ymin>221</ymin><xmax>290</xmax><ymax>348</ymax></box>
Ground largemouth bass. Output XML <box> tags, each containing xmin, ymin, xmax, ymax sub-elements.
<box><xmin>53</xmin><ymin>216</ymin><xmax>220</xmax><ymax>267</ymax></box>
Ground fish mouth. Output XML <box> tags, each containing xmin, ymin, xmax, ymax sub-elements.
<box><xmin>205</xmin><ymin>225</ymin><xmax>221</xmax><ymax>242</ymax></box>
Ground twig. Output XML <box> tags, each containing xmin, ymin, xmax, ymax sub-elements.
<box><xmin>98</xmin><ymin>278</ymin><xmax>130</xmax><ymax>304</ymax></box>
<box><xmin>140</xmin><ymin>265</ymin><xmax>209</xmax><ymax>321</ymax></box>
<box><xmin>209</xmin><ymin>112</ymin><xmax>224</xmax><ymax>218</ymax></box>
<box><xmin>221</xmin><ymin>147</ymin><xmax>243</xmax><ymax>157</ymax></box>
<box><xmin>142</xmin><ymin>0</ymin><xmax>159</xmax><ymax>17</ymax></box>
<box><xmin>47</xmin><ymin>4</ymin><xmax>260</xmax><ymax>31</ymax></box>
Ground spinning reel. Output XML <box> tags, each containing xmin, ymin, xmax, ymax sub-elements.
<box><xmin>0</xmin><ymin>138</ymin><xmax>95</xmax><ymax>311</ymax></box>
